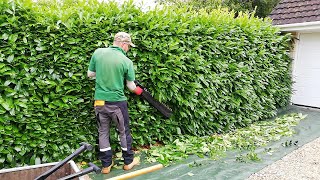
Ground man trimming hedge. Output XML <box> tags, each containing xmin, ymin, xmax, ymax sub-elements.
<box><xmin>87</xmin><ymin>32</ymin><xmax>143</xmax><ymax>174</ymax></box>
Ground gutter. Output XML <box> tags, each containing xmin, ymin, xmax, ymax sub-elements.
<box><xmin>275</xmin><ymin>21</ymin><xmax>320</xmax><ymax>32</ymax></box>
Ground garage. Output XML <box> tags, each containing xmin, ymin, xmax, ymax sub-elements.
<box><xmin>270</xmin><ymin>0</ymin><xmax>320</xmax><ymax>108</ymax></box>
<box><xmin>292</xmin><ymin>33</ymin><xmax>320</xmax><ymax>108</ymax></box>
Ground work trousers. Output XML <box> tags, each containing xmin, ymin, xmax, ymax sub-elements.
<box><xmin>95</xmin><ymin>101</ymin><xmax>134</xmax><ymax>167</ymax></box>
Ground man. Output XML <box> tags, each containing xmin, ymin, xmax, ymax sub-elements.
<box><xmin>87</xmin><ymin>32</ymin><xmax>143</xmax><ymax>174</ymax></box>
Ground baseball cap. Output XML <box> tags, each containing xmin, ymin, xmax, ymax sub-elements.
<box><xmin>114</xmin><ymin>32</ymin><xmax>136</xmax><ymax>47</ymax></box>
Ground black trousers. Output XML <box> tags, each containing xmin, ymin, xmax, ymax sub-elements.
<box><xmin>95</xmin><ymin>101</ymin><xmax>134</xmax><ymax>167</ymax></box>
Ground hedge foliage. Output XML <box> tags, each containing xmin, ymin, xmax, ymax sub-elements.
<box><xmin>0</xmin><ymin>0</ymin><xmax>292</xmax><ymax>168</ymax></box>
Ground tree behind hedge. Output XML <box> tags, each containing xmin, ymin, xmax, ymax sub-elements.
<box><xmin>157</xmin><ymin>0</ymin><xmax>281</xmax><ymax>18</ymax></box>
<box><xmin>0</xmin><ymin>0</ymin><xmax>292</xmax><ymax>168</ymax></box>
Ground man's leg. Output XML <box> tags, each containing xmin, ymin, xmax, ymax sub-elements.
<box><xmin>117</xmin><ymin>101</ymin><xmax>134</xmax><ymax>165</ymax></box>
<box><xmin>95</xmin><ymin>108</ymin><xmax>113</xmax><ymax>168</ymax></box>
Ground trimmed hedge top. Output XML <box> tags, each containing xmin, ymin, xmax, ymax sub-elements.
<box><xmin>0</xmin><ymin>0</ymin><xmax>292</xmax><ymax>168</ymax></box>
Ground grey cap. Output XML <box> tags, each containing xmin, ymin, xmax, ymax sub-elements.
<box><xmin>114</xmin><ymin>32</ymin><xmax>136</xmax><ymax>47</ymax></box>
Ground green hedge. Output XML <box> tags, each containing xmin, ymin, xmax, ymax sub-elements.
<box><xmin>0</xmin><ymin>0</ymin><xmax>292</xmax><ymax>168</ymax></box>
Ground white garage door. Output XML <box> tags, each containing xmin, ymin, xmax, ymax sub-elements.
<box><xmin>292</xmin><ymin>32</ymin><xmax>320</xmax><ymax>108</ymax></box>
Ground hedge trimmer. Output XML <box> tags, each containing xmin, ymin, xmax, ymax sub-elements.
<box><xmin>134</xmin><ymin>80</ymin><xmax>173</xmax><ymax>119</ymax></box>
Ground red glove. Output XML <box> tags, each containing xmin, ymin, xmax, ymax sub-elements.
<box><xmin>134</xmin><ymin>86</ymin><xmax>143</xmax><ymax>95</ymax></box>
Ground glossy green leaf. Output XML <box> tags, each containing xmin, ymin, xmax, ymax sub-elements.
<box><xmin>7</xmin><ymin>154</ymin><xmax>13</xmax><ymax>163</ymax></box>
<box><xmin>7</xmin><ymin>55</ymin><xmax>14</xmax><ymax>63</ymax></box>
<box><xmin>0</xmin><ymin>158</ymin><xmax>5</xmax><ymax>163</ymax></box>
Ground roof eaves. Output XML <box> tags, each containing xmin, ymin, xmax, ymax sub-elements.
<box><xmin>276</xmin><ymin>20</ymin><xmax>320</xmax><ymax>32</ymax></box>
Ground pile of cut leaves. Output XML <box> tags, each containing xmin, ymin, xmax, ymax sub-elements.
<box><xmin>142</xmin><ymin>113</ymin><xmax>306</xmax><ymax>165</ymax></box>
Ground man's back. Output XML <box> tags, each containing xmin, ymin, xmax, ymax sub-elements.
<box><xmin>88</xmin><ymin>46</ymin><xmax>135</xmax><ymax>102</ymax></box>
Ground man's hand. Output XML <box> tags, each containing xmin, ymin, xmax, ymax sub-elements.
<box><xmin>134</xmin><ymin>86</ymin><xmax>143</xmax><ymax>95</ymax></box>
<box><xmin>126</xmin><ymin>80</ymin><xmax>143</xmax><ymax>95</ymax></box>
<box><xmin>87</xmin><ymin>70</ymin><xmax>96</xmax><ymax>77</ymax></box>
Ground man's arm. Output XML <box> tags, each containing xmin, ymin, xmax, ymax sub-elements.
<box><xmin>88</xmin><ymin>51</ymin><xmax>97</xmax><ymax>78</ymax></box>
<box><xmin>126</xmin><ymin>80</ymin><xmax>143</xmax><ymax>95</ymax></box>
<box><xmin>87</xmin><ymin>70</ymin><xmax>96</xmax><ymax>78</ymax></box>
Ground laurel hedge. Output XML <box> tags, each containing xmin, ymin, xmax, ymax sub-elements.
<box><xmin>0</xmin><ymin>0</ymin><xmax>292</xmax><ymax>168</ymax></box>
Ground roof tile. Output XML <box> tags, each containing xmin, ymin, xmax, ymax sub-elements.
<box><xmin>270</xmin><ymin>0</ymin><xmax>320</xmax><ymax>25</ymax></box>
